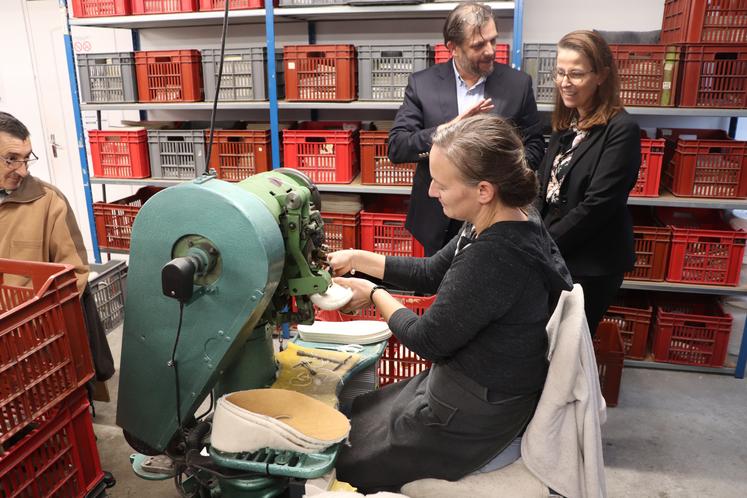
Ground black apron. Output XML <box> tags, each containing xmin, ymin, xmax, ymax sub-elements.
<box><xmin>336</xmin><ymin>363</ymin><xmax>540</xmax><ymax>493</ymax></box>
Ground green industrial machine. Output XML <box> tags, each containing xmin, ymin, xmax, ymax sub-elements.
<box><xmin>116</xmin><ymin>169</ymin><xmax>339</xmax><ymax>497</ymax></box>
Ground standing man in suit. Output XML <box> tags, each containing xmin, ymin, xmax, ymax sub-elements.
<box><xmin>389</xmin><ymin>1</ymin><xmax>545</xmax><ymax>255</ymax></box>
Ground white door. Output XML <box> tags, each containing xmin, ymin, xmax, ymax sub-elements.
<box><xmin>20</xmin><ymin>0</ymin><xmax>137</xmax><ymax>261</ymax></box>
<box><xmin>10</xmin><ymin>0</ymin><xmax>95</xmax><ymax>258</ymax></box>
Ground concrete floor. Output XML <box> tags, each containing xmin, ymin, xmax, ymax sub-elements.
<box><xmin>93</xmin><ymin>325</ymin><xmax>747</xmax><ymax>498</ymax></box>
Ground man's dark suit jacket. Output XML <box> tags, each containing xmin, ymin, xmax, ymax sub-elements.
<box><xmin>536</xmin><ymin>110</ymin><xmax>641</xmax><ymax>277</ymax></box>
<box><xmin>388</xmin><ymin>62</ymin><xmax>545</xmax><ymax>255</ymax></box>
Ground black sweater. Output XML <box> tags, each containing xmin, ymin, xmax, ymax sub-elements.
<box><xmin>384</xmin><ymin>213</ymin><xmax>573</xmax><ymax>395</ymax></box>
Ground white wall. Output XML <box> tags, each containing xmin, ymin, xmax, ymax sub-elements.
<box><xmin>0</xmin><ymin>1</ymin><xmax>52</xmax><ymax>183</ymax></box>
<box><xmin>523</xmin><ymin>0</ymin><xmax>665</xmax><ymax>42</ymax></box>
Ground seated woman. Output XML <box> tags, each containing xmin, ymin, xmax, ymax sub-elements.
<box><xmin>329</xmin><ymin>114</ymin><xmax>573</xmax><ymax>493</ymax></box>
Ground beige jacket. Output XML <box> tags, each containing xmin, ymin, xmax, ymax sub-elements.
<box><xmin>0</xmin><ymin>174</ymin><xmax>89</xmax><ymax>294</ymax></box>
<box><xmin>522</xmin><ymin>284</ymin><xmax>607</xmax><ymax>498</ymax></box>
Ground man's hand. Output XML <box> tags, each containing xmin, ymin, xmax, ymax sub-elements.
<box><xmin>438</xmin><ymin>98</ymin><xmax>495</xmax><ymax>133</ymax></box>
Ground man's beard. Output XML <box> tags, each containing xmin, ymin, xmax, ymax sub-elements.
<box><xmin>456</xmin><ymin>52</ymin><xmax>494</xmax><ymax>79</ymax></box>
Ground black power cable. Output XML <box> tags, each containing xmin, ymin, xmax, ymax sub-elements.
<box><xmin>169</xmin><ymin>301</ymin><xmax>186</xmax><ymax>444</ymax></box>
<box><xmin>204</xmin><ymin>0</ymin><xmax>232</xmax><ymax>176</ymax></box>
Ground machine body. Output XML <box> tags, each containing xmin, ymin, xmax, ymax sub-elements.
<box><xmin>116</xmin><ymin>170</ymin><xmax>330</xmax><ymax>471</ymax></box>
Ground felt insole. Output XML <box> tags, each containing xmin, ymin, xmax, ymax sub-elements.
<box><xmin>225</xmin><ymin>389</ymin><xmax>350</xmax><ymax>442</ymax></box>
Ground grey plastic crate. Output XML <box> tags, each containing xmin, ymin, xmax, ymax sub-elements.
<box><xmin>89</xmin><ymin>260</ymin><xmax>127</xmax><ymax>334</ymax></box>
<box><xmin>77</xmin><ymin>52</ymin><xmax>137</xmax><ymax>103</ymax></box>
<box><xmin>357</xmin><ymin>44</ymin><xmax>432</xmax><ymax>101</ymax></box>
<box><xmin>201</xmin><ymin>47</ymin><xmax>284</xmax><ymax>101</ymax></box>
<box><xmin>522</xmin><ymin>43</ymin><xmax>557</xmax><ymax>104</ymax></box>
<box><xmin>279</xmin><ymin>0</ymin><xmax>345</xmax><ymax>6</ymax></box>
<box><xmin>148</xmin><ymin>129</ymin><xmax>207</xmax><ymax>179</ymax></box>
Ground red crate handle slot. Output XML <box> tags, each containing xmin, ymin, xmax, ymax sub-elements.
<box><xmin>305</xmin><ymin>136</ymin><xmax>329</xmax><ymax>143</ymax></box>
<box><xmin>382</xmin><ymin>220</ymin><xmax>404</xmax><ymax>226</ymax></box>
<box><xmin>682</xmin><ymin>320</ymin><xmax>708</xmax><ymax>328</ymax></box>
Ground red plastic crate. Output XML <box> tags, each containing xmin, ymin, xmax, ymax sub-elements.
<box><xmin>610</xmin><ymin>44</ymin><xmax>680</xmax><ymax>107</ymax></box>
<box><xmin>94</xmin><ymin>186</ymin><xmax>163</xmax><ymax>251</ymax></box>
<box><xmin>657</xmin><ymin>128</ymin><xmax>747</xmax><ymax>199</ymax></box>
<box><xmin>321</xmin><ymin>211</ymin><xmax>359</xmax><ymax>252</ymax></box>
<box><xmin>199</xmin><ymin>0</ymin><xmax>268</xmax><ymax>9</ymax></box>
<box><xmin>657</xmin><ymin>207</ymin><xmax>747</xmax><ymax>286</ymax></box>
<box><xmin>284</xmin><ymin>45</ymin><xmax>357</xmax><ymax>101</ymax></box>
<box><xmin>626</xmin><ymin>225</ymin><xmax>672</xmax><ymax>281</ymax></box>
<box><xmin>631</xmin><ymin>134</ymin><xmax>665</xmax><ymax>197</ymax></box>
<box><xmin>653</xmin><ymin>295</ymin><xmax>732</xmax><ymax>367</ymax></box>
<box><xmin>207</xmin><ymin>130</ymin><xmax>271</xmax><ymax>181</ymax></box>
<box><xmin>131</xmin><ymin>0</ymin><xmax>196</xmax><ymax>14</ymax></box>
<box><xmin>433</xmin><ymin>43</ymin><xmax>510</xmax><ymax>65</ymax></box>
<box><xmin>359</xmin><ymin>131</ymin><xmax>416</xmax><ymax>186</ymax></box>
<box><xmin>0</xmin><ymin>260</ymin><xmax>94</xmax><ymax>447</ymax></box>
<box><xmin>283</xmin><ymin>122</ymin><xmax>359</xmax><ymax>184</ymax></box>
<box><xmin>316</xmin><ymin>294</ymin><xmax>435</xmax><ymax>386</ymax></box>
<box><xmin>88</xmin><ymin>128</ymin><xmax>150</xmax><ymax>179</ymax></box>
<box><xmin>0</xmin><ymin>388</ymin><xmax>104</xmax><ymax>498</ymax></box>
<box><xmin>135</xmin><ymin>50</ymin><xmax>203</xmax><ymax>102</ymax></box>
<box><xmin>360</xmin><ymin>211</ymin><xmax>424</xmax><ymax>257</ymax></box>
<box><xmin>70</xmin><ymin>0</ymin><xmax>130</xmax><ymax>17</ymax></box>
<box><xmin>677</xmin><ymin>44</ymin><xmax>747</xmax><ymax>108</ymax></box>
<box><xmin>593</xmin><ymin>322</ymin><xmax>624</xmax><ymax>407</ymax></box>
<box><xmin>661</xmin><ymin>0</ymin><xmax>747</xmax><ymax>44</ymax></box>
<box><xmin>602</xmin><ymin>292</ymin><xmax>654</xmax><ymax>359</ymax></box>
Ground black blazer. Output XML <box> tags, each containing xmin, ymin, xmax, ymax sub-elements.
<box><xmin>536</xmin><ymin>110</ymin><xmax>641</xmax><ymax>277</ymax></box>
<box><xmin>388</xmin><ymin>62</ymin><xmax>545</xmax><ymax>254</ymax></box>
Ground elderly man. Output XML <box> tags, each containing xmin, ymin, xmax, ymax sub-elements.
<box><xmin>0</xmin><ymin>111</ymin><xmax>114</xmax><ymax>384</ymax></box>
<box><xmin>0</xmin><ymin>112</ymin><xmax>89</xmax><ymax>293</ymax></box>
<box><xmin>389</xmin><ymin>1</ymin><xmax>545</xmax><ymax>256</ymax></box>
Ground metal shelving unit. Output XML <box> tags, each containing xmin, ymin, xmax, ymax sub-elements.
<box><xmin>89</xmin><ymin>175</ymin><xmax>411</xmax><ymax>194</ymax></box>
<box><xmin>80</xmin><ymin>101</ymin><xmax>404</xmax><ymax>111</ymax></box>
<box><xmin>623</xmin><ymin>359</ymin><xmax>738</xmax><ymax>376</ymax></box>
<box><xmin>622</xmin><ymin>280</ymin><xmax>747</xmax><ymax>297</ymax></box>
<box><xmin>66</xmin><ymin>1</ymin><xmax>747</xmax><ymax>379</ymax></box>
<box><xmin>537</xmin><ymin>103</ymin><xmax>747</xmax><ymax>117</ymax></box>
<box><xmin>68</xmin><ymin>3</ymin><xmax>515</xmax><ymax>29</ymax></box>
<box><xmin>628</xmin><ymin>192</ymin><xmax>747</xmax><ymax>209</ymax></box>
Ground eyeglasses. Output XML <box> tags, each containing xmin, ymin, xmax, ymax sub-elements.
<box><xmin>552</xmin><ymin>68</ymin><xmax>594</xmax><ymax>84</ymax></box>
<box><xmin>1</xmin><ymin>151</ymin><xmax>38</xmax><ymax>171</ymax></box>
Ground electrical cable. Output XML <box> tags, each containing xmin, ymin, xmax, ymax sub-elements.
<box><xmin>170</xmin><ymin>301</ymin><xmax>186</xmax><ymax>446</ymax></box>
<box><xmin>203</xmin><ymin>0</ymin><xmax>232</xmax><ymax>176</ymax></box>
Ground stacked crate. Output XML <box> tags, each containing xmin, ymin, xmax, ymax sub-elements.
<box><xmin>661</xmin><ymin>0</ymin><xmax>747</xmax><ymax>108</ymax></box>
<box><xmin>284</xmin><ymin>45</ymin><xmax>357</xmax><ymax>102</ymax></box>
<box><xmin>0</xmin><ymin>260</ymin><xmax>104</xmax><ymax>497</ymax></box>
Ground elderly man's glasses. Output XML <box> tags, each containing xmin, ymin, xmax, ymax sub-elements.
<box><xmin>552</xmin><ymin>68</ymin><xmax>594</xmax><ymax>84</ymax></box>
<box><xmin>1</xmin><ymin>152</ymin><xmax>38</xmax><ymax>170</ymax></box>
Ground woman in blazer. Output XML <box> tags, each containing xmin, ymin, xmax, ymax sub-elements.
<box><xmin>537</xmin><ymin>30</ymin><xmax>641</xmax><ymax>336</ymax></box>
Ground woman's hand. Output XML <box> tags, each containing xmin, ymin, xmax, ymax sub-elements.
<box><xmin>333</xmin><ymin>276</ymin><xmax>376</xmax><ymax>312</ymax></box>
<box><xmin>327</xmin><ymin>250</ymin><xmax>356</xmax><ymax>277</ymax></box>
